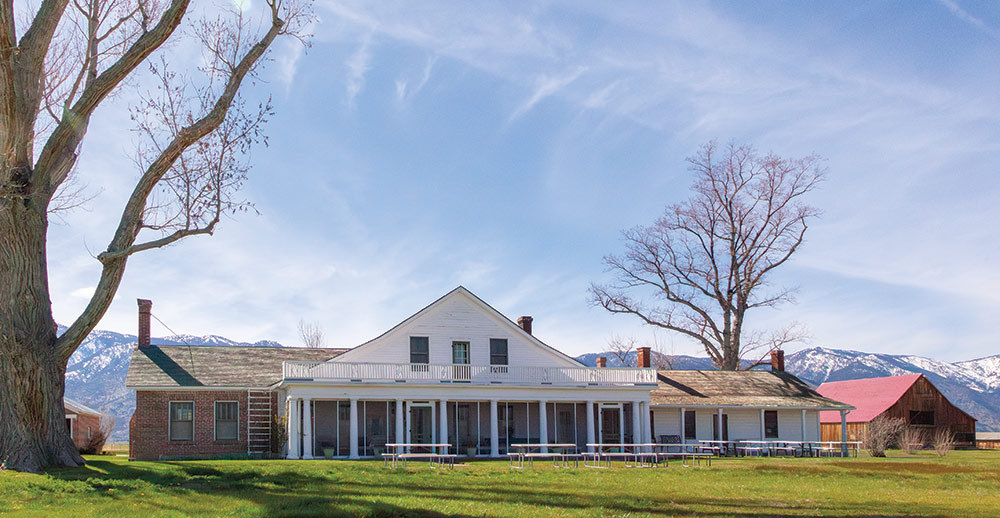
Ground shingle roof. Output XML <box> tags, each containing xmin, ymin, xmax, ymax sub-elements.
<box><xmin>816</xmin><ymin>374</ymin><xmax>922</xmax><ymax>423</ymax></box>
<box><xmin>126</xmin><ymin>345</ymin><xmax>348</xmax><ymax>388</ymax></box>
<box><xmin>650</xmin><ymin>370</ymin><xmax>852</xmax><ymax>409</ymax></box>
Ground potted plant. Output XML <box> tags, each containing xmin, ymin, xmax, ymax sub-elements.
<box><xmin>466</xmin><ymin>447</ymin><xmax>477</xmax><ymax>458</ymax></box>
<box><xmin>323</xmin><ymin>447</ymin><xmax>336</xmax><ymax>459</ymax></box>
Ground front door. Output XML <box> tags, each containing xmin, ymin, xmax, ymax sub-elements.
<box><xmin>410</xmin><ymin>405</ymin><xmax>433</xmax><ymax>445</ymax></box>
<box><xmin>600</xmin><ymin>405</ymin><xmax>622</xmax><ymax>444</ymax></box>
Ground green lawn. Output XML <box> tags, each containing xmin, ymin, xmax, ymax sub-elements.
<box><xmin>2</xmin><ymin>451</ymin><xmax>998</xmax><ymax>517</ymax></box>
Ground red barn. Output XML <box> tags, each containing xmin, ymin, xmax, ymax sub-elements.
<box><xmin>817</xmin><ymin>374</ymin><xmax>976</xmax><ymax>445</ymax></box>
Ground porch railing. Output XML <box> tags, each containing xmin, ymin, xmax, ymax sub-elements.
<box><xmin>282</xmin><ymin>361</ymin><xmax>657</xmax><ymax>386</ymax></box>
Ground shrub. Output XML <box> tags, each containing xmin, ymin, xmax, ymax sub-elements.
<box><xmin>900</xmin><ymin>427</ymin><xmax>926</xmax><ymax>454</ymax></box>
<box><xmin>79</xmin><ymin>413</ymin><xmax>115</xmax><ymax>455</ymax></box>
<box><xmin>933</xmin><ymin>428</ymin><xmax>955</xmax><ymax>457</ymax></box>
<box><xmin>865</xmin><ymin>416</ymin><xmax>906</xmax><ymax>457</ymax></box>
<box><xmin>272</xmin><ymin>414</ymin><xmax>288</xmax><ymax>454</ymax></box>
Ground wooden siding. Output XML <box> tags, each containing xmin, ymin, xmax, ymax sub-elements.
<box><xmin>821</xmin><ymin>376</ymin><xmax>977</xmax><ymax>444</ymax></box>
<box><xmin>651</xmin><ymin>407</ymin><xmax>822</xmax><ymax>442</ymax></box>
<box><xmin>821</xmin><ymin>422</ymin><xmax>867</xmax><ymax>442</ymax></box>
<box><xmin>333</xmin><ymin>292</ymin><xmax>579</xmax><ymax>368</ymax></box>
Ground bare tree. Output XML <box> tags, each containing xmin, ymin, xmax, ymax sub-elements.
<box><xmin>650</xmin><ymin>334</ymin><xmax>674</xmax><ymax>370</ymax></box>
<box><xmin>297</xmin><ymin>319</ymin><xmax>324</xmax><ymax>349</ymax></box>
<box><xmin>591</xmin><ymin>141</ymin><xmax>824</xmax><ymax>370</ymax></box>
<box><xmin>604</xmin><ymin>335</ymin><xmax>638</xmax><ymax>367</ymax></box>
<box><xmin>0</xmin><ymin>0</ymin><xmax>312</xmax><ymax>472</ymax></box>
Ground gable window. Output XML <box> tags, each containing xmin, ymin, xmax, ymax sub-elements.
<box><xmin>410</xmin><ymin>337</ymin><xmax>429</xmax><ymax>364</ymax></box>
<box><xmin>169</xmin><ymin>402</ymin><xmax>194</xmax><ymax>441</ymax></box>
<box><xmin>683</xmin><ymin>410</ymin><xmax>696</xmax><ymax>440</ymax></box>
<box><xmin>215</xmin><ymin>401</ymin><xmax>239</xmax><ymax>440</ymax></box>
<box><xmin>452</xmin><ymin>341</ymin><xmax>470</xmax><ymax>364</ymax></box>
<box><xmin>489</xmin><ymin>339</ymin><xmax>508</xmax><ymax>365</ymax></box>
<box><xmin>910</xmin><ymin>410</ymin><xmax>935</xmax><ymax>426</ymax></box>
<box><xmin>764</xmin><ymin>410</ymin><xmax>779</xmax><ymax>438</ymax></box>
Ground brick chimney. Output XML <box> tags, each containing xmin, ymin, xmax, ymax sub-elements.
<box><xmin>596</xmin><ymin>357</ymin><xmax>607</xmax><ymax>368</ymax></box>
<box><xmin>636</xmin><ymin>347</ymin><xmax>651</xmax><ymax>368</ymax></box>
<box><xmin>770</xmin><ymin>349</ymin><xmax>785</xmax><ymax>372</ymax></box>
<box><xmin>137</xmin><ymin>299</ymin><xmax>152</xmax><ymax>348</ymax></box>
<box><xmin>517</xmin><ymin>316</ymin><xmax>533</xmax><ymax>335</ymax></box>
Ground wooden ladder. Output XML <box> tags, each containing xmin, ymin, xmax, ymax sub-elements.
<box><xmin>247</xmin><ymin>390</ymin><xmax>273</xmax><ymax>456</ymax></box>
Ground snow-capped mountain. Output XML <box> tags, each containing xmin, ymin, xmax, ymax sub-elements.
<box><xmin>576</xmin><ymin>347</ymin><xmax>1000</xmax><ymax>431</ymax></box>
<box><xmin>61</xmin><ymin>326</ymin><xmax>285</xmax><ymax>441</ymax></box>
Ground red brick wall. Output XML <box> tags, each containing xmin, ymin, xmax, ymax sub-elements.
<box><xmin>71</xmin><ymin>413</ymin><xmax>103</xmax><ymax>451</ymax></box>
<box><xmin>131</xmin><ymin>390</ymin><xmax>275</xmax><ymax>461</ymax></box>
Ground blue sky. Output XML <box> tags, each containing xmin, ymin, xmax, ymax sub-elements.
<box><xmin>48</xmin><ymin>0</ymin><xmax>1000</xmax><ymax>362</ymax></box>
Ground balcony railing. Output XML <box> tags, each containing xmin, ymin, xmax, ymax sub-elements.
<box><xmin>282</xmin><ymin>361</ymin><xmax>657</xmax><ymax>386</ymax></box>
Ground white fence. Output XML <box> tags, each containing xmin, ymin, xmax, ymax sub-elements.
<box><xmin>283</xmin><ymin>361</ymin><xmax>657</xmax><ymax>386</ymax></box>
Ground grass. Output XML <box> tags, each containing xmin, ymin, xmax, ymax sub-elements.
<box><xmin>1</xmin><ymin>450</ymin><xmax>998</xmax><ymax>517</ymax></box>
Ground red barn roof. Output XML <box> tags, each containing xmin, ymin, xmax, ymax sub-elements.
<box><xmin>817</xmin><ymin>374</ymin><xmax>922</xmax><ymax>423</ymax></box>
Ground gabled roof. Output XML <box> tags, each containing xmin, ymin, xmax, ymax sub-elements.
<box><xmin>64</xmin><ymin>397</ymin><xmax>102</xmax><ymax>416</ymax></box>
<box><xmin>816</xmin><ymin>374</ymin><xmax>921</xmax><ymax>423</ymax></box>
<box><xmin>650</xmin><ymin>370</ymin><xmax>852</xmax><ymax>410</ymax></box>
<box><xmin>126</xmin><ymin>345</ymin><xmax>348</xmax><ymax>388</ymax></box>
<box><xmin>335</xmin><ymin>286</ymin><xmax>585</xmax><ymax>367</ymax></box>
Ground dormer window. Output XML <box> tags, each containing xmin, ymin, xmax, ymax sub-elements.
<box><xmin>410</xmin><ymin>336</ymin><xmax>429</xmax><ymax>364</ymax></box>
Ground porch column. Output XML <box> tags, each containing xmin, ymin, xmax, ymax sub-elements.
<box><xmin>585</xmin><ymin>401</ymin><xmax>595</xmax><ymax>452</ymax></box>
<box><xmin>395</xmin><ymin>399</ymin><xmax>404</xmax><ymax>454</ymax></box>
<box><xmin>538</xmin><ymin>400</ymin><xmax>548</xmax><ymax>453</ymax></box>
<box><xmin>717</xmin><ymin>408</ymin><xmax>723</xmax><ymax>441</ymax></box>
<box><xmin>348</xmin><ymin>398</ymin><xmax>359</xmax><ymax>459</ymax></box>
<box><xmin>760</xmin><ymin>409</ymin><xmax>765</xmax><ymax>440</ymax></box>
<box><xmin>639</xmin><ymin>402</ymin><xmax>651</xmax><ymax>451</ymax></box>
<box><xmin>439</xmin><ymin>399</ymin><xmax>448</xmax><ymax>454</ymax></box>
<box><xmin>287</xmin><ymin>397</ymin><xmax>298</xmax><ymax>459</ymax></box>
<box><xmin>489</xmin><ymin>399</ymin><xmax>499</xmax><ymax>457</ymax></box>
<box><xmin>302</xmin><ymin>398</ymin><xmax>313</xmax><ymax>458</ymax></box>
<box><xmin>645</xmin><ymin>403</ymin><xmax>653</xmax><ymax>446</ymax></box>
<box><xmin>632</xmin><ymin>401</ymin><xmax>642</xmax><ymax>447</ymax></box>
<box><xmin>679</xmin><ymin>407</ymin><xmax>685</xmax><ymax>444</ymax></box>
<box><xmin>801</xmin><ymin>409</ymin><xmax>807</xmax><ymax>441</ymax></box>
<box><xmin>840</xmin><ymin>409</ymin><xmax>848</xmax><ymax>456</ymax></box>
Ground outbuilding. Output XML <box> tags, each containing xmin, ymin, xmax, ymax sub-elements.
<box><xmin>817</xmin><ymin>374</ymin><xmax>977</xmax><ymax>445</ymax></box>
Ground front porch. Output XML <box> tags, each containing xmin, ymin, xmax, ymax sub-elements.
<box><xmin>287</xmin><ymin>398</ymin><xmax>654</xmax><ymax>459</ymax></box>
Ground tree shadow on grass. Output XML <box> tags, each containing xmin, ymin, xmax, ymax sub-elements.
<box><xmin>32</xmin><ymin>459</ymin><xmax>969</xmax><ymax>517</ymax></box>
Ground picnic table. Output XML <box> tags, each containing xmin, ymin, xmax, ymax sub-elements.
<box><xmin>382</xmin><ymin>443</ymin><xmax>456</xmax><ymax>468</ymax></box>
<box><xmin>508</xmin><ymin>443</ymin><xmax>579</xmax><ymax>469</ymax></box>
<box><xmin>584</xmin><ymin>443</ymin><xmax>663</xmax><ymax>468</ymax></box>
<box><xmin>651</xmin><ymin>444</ymin><xmax>717</xmax><ymax>467</ymax></box>
<box><xmin>699</xmin><ymin>440</ymin><xmax>740</xmax><ymax>456</ymax></box>
<box><xmin>737</xmin><ymin>440</ymin><xmax>803</xmax><ymax>457</ymax></box>
<box><xmin>805</xmin><ymin>441</ymin><xmax>862</xmax><ymax>457</ymax></box>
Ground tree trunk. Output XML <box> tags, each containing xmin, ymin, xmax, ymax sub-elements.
<box><xmin>0</xmin><ymin>198</ymin><xmax>83</xmax><ymax>473</ymax></box>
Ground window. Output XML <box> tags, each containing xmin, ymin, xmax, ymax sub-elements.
<box><xmin>452</xmin><ymin>341</ymin><xmax>470</xmax><ymax>364</ymax></box>
<box><xmin>87</xmin><ymin>427</ymin><xmax>92</xmax><ymax>440</ymax></box>
<box><xmin>910</xmin><ymin>410</ymin><xmax>935</xmax><ymax>426</ymax></box>
<box><xmin>764</xmin><ymin>410</ymin><xmax>779</xmax><ymax>438</ymax></box>
<box><xmin>409</xmin><ymin>336</ymin><xmax>429</xmax><ymax>364</ymax></box>
<box><xmin>489</xmin><ymin>339</ymin><xmax>508</xmax><ymax>365</ymax></box>
<box><xmin>684</xmin><ymin>410</ymin><xmax>696</xmax><ymax>440</ymax></box>
<box><xmin>169</xmin><ymin>402</ymin><xmax>194</xmax><ymax>441</ymax></box>
<box><xmin>215</xmin><ymin>401</ymin><xmax>239</xmax><ymax>440</ymax></box>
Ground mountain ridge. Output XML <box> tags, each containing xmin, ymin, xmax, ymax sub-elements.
<box><xmin>63</xmin><ymin>326</ymin><xmax>1000</xmax><ymax>441</ymax></box>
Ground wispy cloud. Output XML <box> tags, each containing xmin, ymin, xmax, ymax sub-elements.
<box><xmin>937</xmin><ymin>0</ymin><xmax>1000</xmax><ymax>39</ymax></box>
<box><xmin>345</xmin><ymin>33</ymin><xmax>373</xmax><ymax>105</ymax></box>
<box><xmin>509</xmin><ymin>66</ymin><xmax>587</xmax><ymax>121</ymax></box>
<box><xmin>395</xmin><ymin>55</ymin><xmax>437</xmax><ymax>102</ymax></box>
